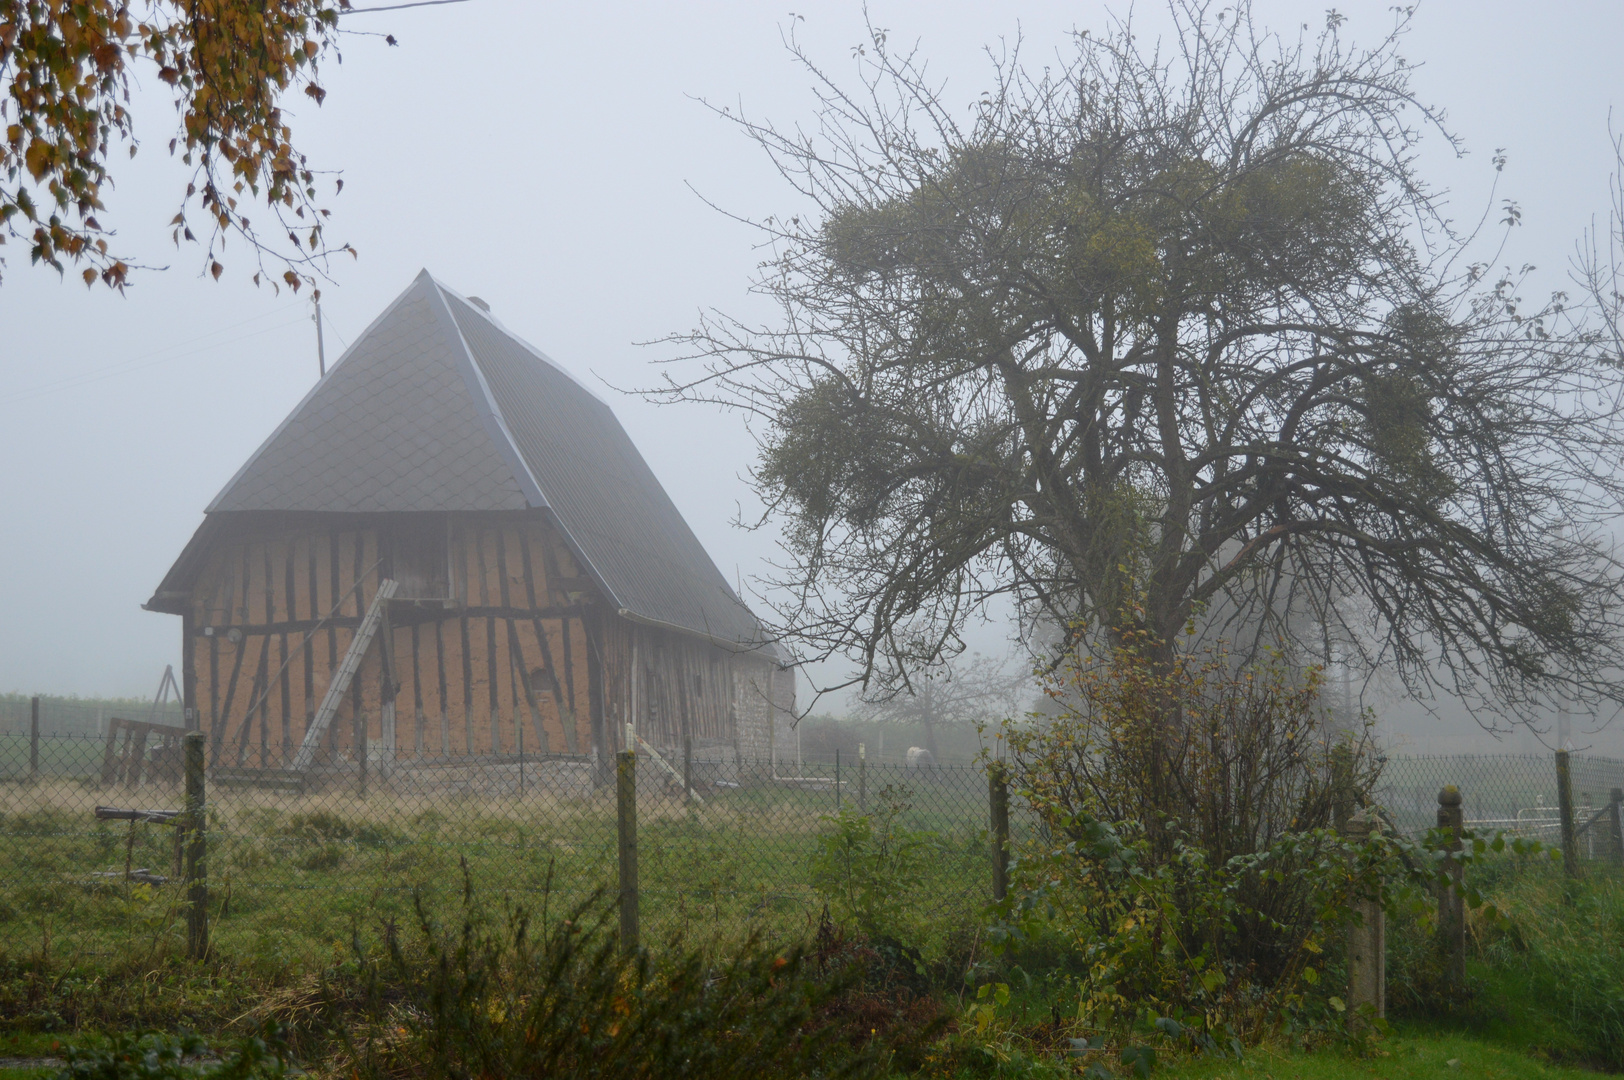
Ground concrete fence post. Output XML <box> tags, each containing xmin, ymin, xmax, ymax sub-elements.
<box><xmin>616</xmin><ymin>749</ymin><xmax>638</xmax><ymax>955</ymax></box>
<box><xmin>1436</xmin><ymin>785</ymin><xmax>1465</xmax><ymax>988</ymax></box>
<box><xmin>1555</xmin><ymin>750</ymin><xmax>1579</xmax><ymax>877</ymax></box>
<box><xmin>989</xmin><ymin>764</ymin><xmax>1011</xmax><ymax>903</ymax></box>
<box><xmin>1330</xmin><ymin>742</ymin><xmax>1355</xmax><ymax>834</ymax></box>
<box><xmin>183</xmin><ymin>732</ymin><xmax>209</xmax><ymax>961</ymax></box>
<box><xmin>1343</xmin><ymin>811</ymin><xmax>1385</xmax><ymax>1021</ymax></box>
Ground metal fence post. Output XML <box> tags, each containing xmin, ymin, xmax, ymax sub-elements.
<box><xmin>616</xmin><ymin>749</ymin><xmax>638</xmax><ymax>954</ymax></box>
<box><xmin>183</xmin><ymin>732</ymin><xmax>209</xmax><ymax>960</ymax></box>
<box><xmin>1555</xmin><ymin>750</ymin><xmax>1578</xmax><ymax>877</ymax></box>
<box><xmin>1344</xmin><ymin>811</ymin><xmax>1385</xmax><ymax>1022</ymax></box>
<box><xmin>1436</xmin><ymin>785</ymin><xmax>1465</xmax><ymax>989</ymax></box>
<box><xmin>835</xmin><ymin>748</ymin><xmax>841</xmax><ymax>811</ymax></box>
<box><xmin>29</xmin><ymin>696</ymin><xmax>40</xmax><ymax>781</ymax></box>
<box><xmin>990</xmin><ymin>764</ymin><xmax>1010</xmax><ymax>902</ymax></box>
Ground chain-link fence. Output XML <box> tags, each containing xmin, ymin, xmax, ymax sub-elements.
<box><xmin>0</xmin><ymin>735</ymin><xmax>1001</xmax><ymax>963</ymax></box>
<box><xmin>1375</xmin><ymin>753</ymin><xmax>1624</xmax><ymax>856</ymax></box>
<box><xmin>1</xmin><ymin>737</ymin><xmax>1618</xmax><ymax>964</ymax></box>
<box><xmin>0</xmin><ymin>695</ymin><xmax>184</xmax><ymax>739</ymax></box>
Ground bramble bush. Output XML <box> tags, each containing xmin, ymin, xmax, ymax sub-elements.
<box><xmin>986</xmin><ymin>636</ymin><xmax>1524</xmax><ymax>1045</ymax></box>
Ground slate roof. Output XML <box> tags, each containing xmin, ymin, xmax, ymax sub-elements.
<box><xmin>148</xmin><ymin>270</ymin><xmax>770</xmax><ymax>652</ymax></box>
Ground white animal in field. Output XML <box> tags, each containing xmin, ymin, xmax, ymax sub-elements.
<box><xmin>905</xmin><ymin>746</ymin><xmax>936</xmax><ymax>771</ymax></box>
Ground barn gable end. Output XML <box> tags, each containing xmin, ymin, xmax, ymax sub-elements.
<box><xmin>146</xmin><ymin>271</ymin><xmax>790</xmax><ymax>779</ymax></box>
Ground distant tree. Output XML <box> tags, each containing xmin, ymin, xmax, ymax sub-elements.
<box><xmin>654</xmin><ymin>4</ymin><xmax>1624</xmax><ymax>722</ymax></box>
<box><xmin>852</xmin><ymin>651</ymin><xmax>1027</xmax><ymax>758</ymax></box>
<box><xmin>1</xmin><ymin>0</ymin><xmax>360</xmax><ymax>290</ymax></box>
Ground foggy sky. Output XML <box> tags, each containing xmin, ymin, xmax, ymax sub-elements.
<box><xmin>1</xmin><ymin>1</ymin><xmax>1621</xmax><ymax>751</ymax></box>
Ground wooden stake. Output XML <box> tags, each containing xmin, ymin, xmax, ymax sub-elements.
<box><xmin>1556</xmin><ymin>750</ymin><xmax>1579</xmax><ymax>877</ymax></box>
<box><xmin>1436</xmin><ymin>785</ymin><xmax>1465</xmax><ymax>988</ymax></box>
<box><xmin>617</xmin><ymin>749</ymin><xmax>638</xmax><ymax>954</ymax></box>
<box><xmin>990</xmin><ymin>764</ymin><xmax>1010</xmax><ymax>902</ymax></box>
<box><xmin>183</xmin><ymin>732</ymin><xmax>209</xmax><ymax>960</ymax></box>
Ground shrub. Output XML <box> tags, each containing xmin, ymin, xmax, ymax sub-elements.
<box><xmin>346</xmin><ymin>878</ymin><xmax>894</xmax><ymax>1080</ymax></box>
<box><xmin>993</xmin><ymin>638</ymin><xmax>1404</xmax><ymax>1038</ymax></box>
<box><xmin>810</xmin><ymin>786</ymin><xmax>939</xmax><ymax>943</ymax></box>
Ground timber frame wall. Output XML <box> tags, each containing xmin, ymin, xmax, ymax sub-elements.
<box><xmin>180</xmin><ymin>511</ymin><xmax>786</xmax><ymax>773</ymax></box>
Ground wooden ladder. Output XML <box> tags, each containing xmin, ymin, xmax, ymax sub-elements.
<box><xmin>291</xmin><ymin>578</ymin><xmax>398</xmax><ymax>773</ymax></box>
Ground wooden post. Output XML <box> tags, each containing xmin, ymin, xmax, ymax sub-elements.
<box><xmin>29</xmin><ymin>696</ymin><xmax>40</xmax><ymax>781</ymax></box>
<box><xmin>1556</xmin><ymin>750</ymin><xmax>1579</xmax><ymax>877</ymax></box>
<box><xmin>1436</xmin><ymin>785</ymin><xmax>1465</xmax><ymax>988</ymax></box>
<box><xmin>1604</xmin><ymin>787</ymin><xmax>1624</xmax><ymax>866</ymax></box>
<box><xmin>683</xmin><ymin>734</ymin><xmax>692</xmax><ymax>804</ymax></box>
<box><xmin>1344</xmin><ymin>811</ymin><xmax>1385</xmax><ymax>1021</ymax></box>
<box><xmin>990</xmin><ymin>764</ymin><xmax>1010</xmax><ymax>902</ymax></box>
<box><xmin>616</xmin><ymin>749</ymin><xmax>638</xmax><ymax>954</ymax></box>
<box><xmin>183</xmin><ymin>732</ymin><xmax>209</xmax><ymax>960</ymax></box>
<box><xmin>858</xmin><ymin>743</ymin><xmax>867</xmax><ymax>814</ymax></box>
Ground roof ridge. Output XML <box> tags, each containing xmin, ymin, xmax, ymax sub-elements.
<box><xmin>432</xmin><ymin>281</ymin><xmax>631</xmax><ymax>613</ymax></box>
<box><xmin>204</xmin><ymin>270</ymin><xmax>436</xmax><ymax>514</ymax></box>
<box><xmin>423</xmin><ymin>273</ymin><xmax>611</xmax><ymax>407</ymax></box>
<box><xmin>422</xmin><ymin>275</ymin><xmax>550</xmax><ymax>511</ymax></box>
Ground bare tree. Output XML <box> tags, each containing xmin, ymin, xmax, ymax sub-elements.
<box><xmin>852</xmin><ymin>650</ymin><xmax>1027</xmax><ymax>758</ymax></box>
<box><xmin>652</xmin><ymin>3</ymin><xmax>1624</xmax><ymax>724</ymax></box>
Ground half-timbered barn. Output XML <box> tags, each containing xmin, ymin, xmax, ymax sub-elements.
<box><xmin>145</xmin><ymin>269</ymin><xmax>792</xmax><ymax>787</ymax></box>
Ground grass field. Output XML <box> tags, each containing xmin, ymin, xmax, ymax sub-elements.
<box><xmin>0</xmin><ymin>754</ymin><xmax>997</xmax><ymax>983</ymax></box>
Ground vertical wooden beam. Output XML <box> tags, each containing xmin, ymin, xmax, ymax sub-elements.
<box><xmin>278</xmin><ymin>633</ymin><xmax>292</xmax><ymax>764</ymax></box>
<box><xmin>181</xmin><ymin>611</ymin><xmax>198</xmax><ymax>732</ymax></box>
<box><xmin>459</xmin><ymin>614</ymin><xmax>474</xmax><ymax>754</ymax></box>
<box><xmin>586</xmin><ymin>611</ymin><xmax>607</xmax><ymax>780</ymax></box>
<box><xmin>433</xmin><ymin>619</ymin><xmax>449</xmax><ymax>755</ymax></box>
<box><xmin>411</xmin><ymin>623</ymin><xmax>425</xmax><ymax>755</ymax></box>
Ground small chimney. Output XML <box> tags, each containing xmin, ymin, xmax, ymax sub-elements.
<box><xmin>467</xmin><ymin>296</ymin><xmax>491</xmax><ymax>313</ymax></box>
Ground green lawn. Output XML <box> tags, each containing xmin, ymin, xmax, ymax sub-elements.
<box><xmin>1161</xmin><ymin>1031</ymin><xmax>1606</xmax><ymax>1080</ymax></box>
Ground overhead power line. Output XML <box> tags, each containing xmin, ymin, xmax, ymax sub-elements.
<box><xmin>342</xmin><ymin>0</ymin><xmax>471</xmax><ymax>13</ymax></box>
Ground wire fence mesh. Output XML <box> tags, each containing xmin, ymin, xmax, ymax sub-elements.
<box><xmin>1376</xmin><ymin>752</ymin><xmax>1624</xmax><ymax>852</ymax></box>
<box><xmin>0</xmin><ymin>735</ymin><xmax>1618</xmax><ymax>962</ymax></box>
<box><xmin>0</xmin><ymin>735</ymin><xmax>1000</xmax><ymax>960</ymax></box>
